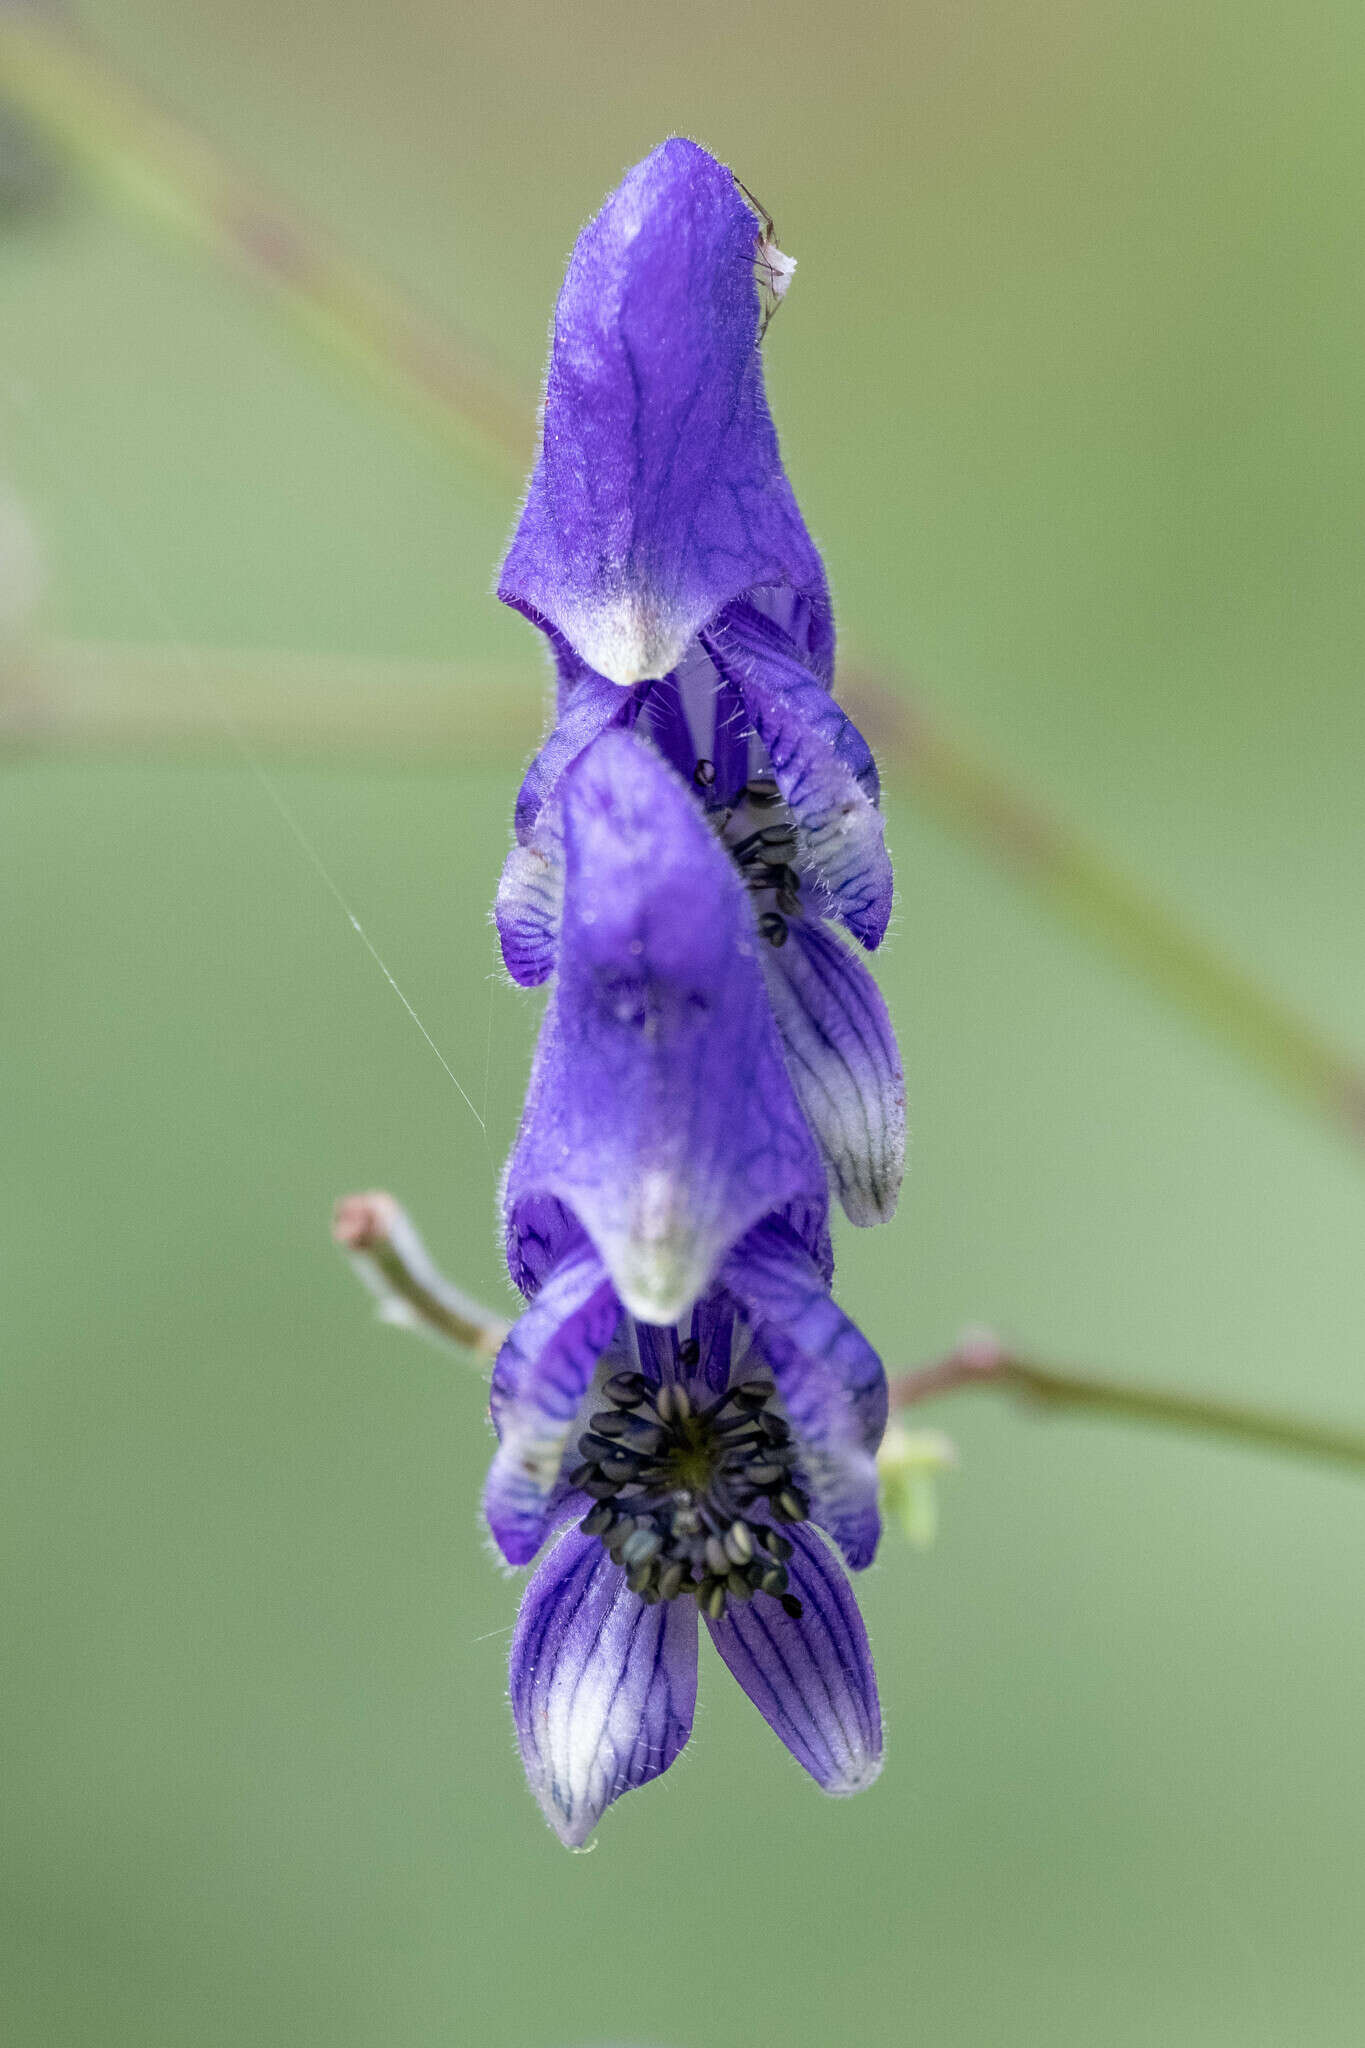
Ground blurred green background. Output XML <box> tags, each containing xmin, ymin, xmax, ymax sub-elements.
<box><xmin>3</xmin><ymin>3</ymin><xmax>1364</xmax><ymax>2043</ymax></box>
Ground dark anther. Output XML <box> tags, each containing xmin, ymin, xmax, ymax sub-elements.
<box><xmin>759</xmin><ymin>912</ymin><xmax>789</xmax><ymax>947</ymax></box>
<box><xmin>693</xmin><ymin>757</ymin><xmax>716</xmax><ymax>788</ymax></box>
<box><xmin>579</xmin><ymin>1430</ymin><xmax>626</xmax><ymax>1460</ymax></box>
<box><xmin>729</xmin><ymin>828</ymin><xmax>769</xmax><ymax>865</ymax></box>
<box><xmin>743</xmin><ymin>1460</ymin><xmax>787</xmax><ymax>1487</ymax></box>
<box><xmin>574</xmin><ymin>1368</ymin><xmax>810</xmax><ymax>1611</ymax></box>
<box><xmin>621</xmin><ymin>1528</ymin><xmax>661</xmax><ymax>1567</ymax></box>
<box><xmin>658</xmin><ymin>1561</ymin><xmax>686</xmax><ymax>1601</ymax></box>
<box><xmin>678</xmin><ymin>1337</ymin><xmax>701</xmax><ymax>1368</ymax></box>
<box><xmin>779</xmin><ymin>1594</ymin><xmax>805</xmax><ymax>1620</ymax></box>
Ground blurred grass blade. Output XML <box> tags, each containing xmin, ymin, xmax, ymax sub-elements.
<box><xmin>0</xmin><ymin>8</ymin><xmax>530</xmax><ymax>476</ymax></box>
<box><xmin>851</xmin><ymin>675</ymin><xmax>1365</xmax><ymax>1148</ymax></box>
<box><xmin>8</xmin><ymin>633</ymin><xmax>1365</xmax><ymax>1159</ymax></box>
<box><xmin>892</xmin><ymin>1331</ymin><xmax>1365</xmax><ymax>1473</ymax></box>
<box><xmin>0</xmin><ymin>639</ymin><xmax>544</xmax><ymax>763</ymax></box>
<box><xmin>3</xmin><ymin>11</ymin><xmax>1364</xmax><ymax>1160</ymax></box>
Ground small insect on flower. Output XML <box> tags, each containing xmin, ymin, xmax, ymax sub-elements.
<box><xmin>733</xmin><ymin>174</ymin><xmax>797</xmax><ymax>337</ymax></box>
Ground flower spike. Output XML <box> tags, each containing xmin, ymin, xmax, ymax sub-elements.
<box><xmin>357</xmin><ymin>140</ymin><xmax>913</xmax><ymax>1843</ymax></box>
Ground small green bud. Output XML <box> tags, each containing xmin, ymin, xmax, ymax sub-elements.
<box><xmin>877</xmin><ymin>1422</ymin><xmax>959</xmax><ymax>1549</ymax></box>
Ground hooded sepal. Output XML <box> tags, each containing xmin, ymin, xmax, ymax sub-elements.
<box><xmin>504</xmin><ymin>728</ymin><xmax>827</xmax><ymax>1324</ymax></box>
<box><xmin>499</xmin><ymin>139</ymin><xmax>830</xmax><ymax>688</ymax></box>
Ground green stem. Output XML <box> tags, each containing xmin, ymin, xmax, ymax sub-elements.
<box><xmin>333</xmin><ymin>1193</ymin><xmax>509</xmax><ymax>1359</ymax></box>
<box><xmin>0</xmin><ymin>11</ymin><xmax>529</xmax><ymax>477</ymax></box>
<box><xmin>0</xmin><ymin>638</ymin><xmax>543</xmax><ymax>762</ymax></box>
<box><xmin>849</xmin><ymin>676</ymin><xmax>1365</xmax><ymax>1147</ymax></box>
<box><xmin>4</xmin><ymin>16</ymin><xmax>1365</xmax><ymax>1159</ymax></box>
<box><xmin>892</xmin><ymin>1335</ymin><xmax>1365</xmax><ymax>1473</ymax></box>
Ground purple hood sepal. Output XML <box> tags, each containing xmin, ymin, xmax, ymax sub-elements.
<box><xmin>503</xmin><ymin>727</ymin><xmax>827</xmax><ymax>1322</ymax></box>
<box><xmin>498</xmin><ymin>138</ymin><xmax>831</xmax><ymax>688</ymax></box>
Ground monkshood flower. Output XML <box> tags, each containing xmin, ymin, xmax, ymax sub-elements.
<box><xmin>497</xmin><ymin>137</ymin><xmax>906</xmax><ymax>1229</ymax></box>
<box><xmin>490</xmin><ymin>730</ymin><xmax>885</xmax><ymax>1843</ymax></box>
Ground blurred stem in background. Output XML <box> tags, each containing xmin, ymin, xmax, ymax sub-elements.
<box><xmin>333</xmin><ymin>1193</ymin><xmax>510</xmax><ymax>1357</ymax></box>
<box><xmin>889</xmin><ymin>1330</ymin><xmax>1365</xmax><ymax>1473</ymax></box>
<box><xmin>0</xmin><ymin>5</ymin><xmax>530</xmax><ymax>475</ymax></box>
<box><xmin>2</xmin><ymin>11</ymin><xmax>1363</xmax><ymax>1164</ymax></box>
<box><xmin>333</xmin><ymin>1194</ymin><xmax>1365</xmax><ymax>1479</ymax></box>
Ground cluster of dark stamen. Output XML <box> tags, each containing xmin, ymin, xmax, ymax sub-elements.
<box><xmin>570</xmin><ymin>1340</ymin><xmax>809</xmax><ymax>1621</ymax></box>
<box><xmin>697</xmin><ymin>767</ymin><xmax>802</xmax><ymax>948</ymax></box>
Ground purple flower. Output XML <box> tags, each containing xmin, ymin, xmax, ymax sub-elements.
<box><xmin>488</xmin><ymin>143</ymin><xmax>901</xmax><ymax>1844</ymax></box>
<box><xmin>487</xmin><ymin>731</ymin><xmax>883</xmax><ymax>1560</ymax></box>
<box><xmin>507</xmin><ymin>1327</ymin><xmax>883</xmax><ymax>1848</ymax></box>
<box><xmin>499</xmin><ymin>138</ymin><xmax>831</xmax><ymax>691</ymax></box>
<box><xmin>497</xmin><ymin>139</ymin><xmax>904</xmax><ymax>1227</ymax></box>
<box><xmin>501</xmin><ymin>728</ymin><xmax>825</xmax><ymax>1323</ymax></box>
<box><xmin>486</xmin><ymin>732</ymin><xmax>885</xmax><ymax>1842</ymax></box>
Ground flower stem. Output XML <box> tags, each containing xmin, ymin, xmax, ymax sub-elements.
<box><xmin>0</xmin><ymin>10</ymin><xmax>529</xmax><ymax>478</ymax></box>
<box><xmin>850</xmin><ymin>676</ymin><xmax>1365</xmax><ymax>1150</ymax></box>
<box><xmin>331</xmin><ymin>1198</ymin><xmax>1365</xmax><ymax>1479</ymax></box>
<box><xmin>333</xmin><ymin>1192</ymin><xmax>509</xmax><ymax>1359</ymax></box>
<box><xmin>0</xmin><ymin>639</ymin><xmax>543</xmax><ymax>761</ymax></box>
<box><xmin>4</xmin><ymin>14</ymin><xmax>1365</xmax><ymax>1164</ymax></box>
<box><xmin>891</xmin><ymin>1331</ymin><xmax>1365</xmax><ymax>1473</ymax></box>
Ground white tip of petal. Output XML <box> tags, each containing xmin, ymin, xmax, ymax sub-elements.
<box><xmin>603</xmin><ymin>1169</ymin><xmax>713</xmax><ymax>1323</ymax></box>
<box><xmin>823</xmin><ymin>1747</ymin><xmax>884</xmax><ymax>1798</ymax></box>
<box><xmin>561</xmin><ymin>592</ymin><xmax>694</xmax><ymax>688</ymax></box>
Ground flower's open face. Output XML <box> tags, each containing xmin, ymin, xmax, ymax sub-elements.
<box><xmin>504</xmin><ymin>1310</ymin><xmax>884</xmax><ymax>1848</ymax></box>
